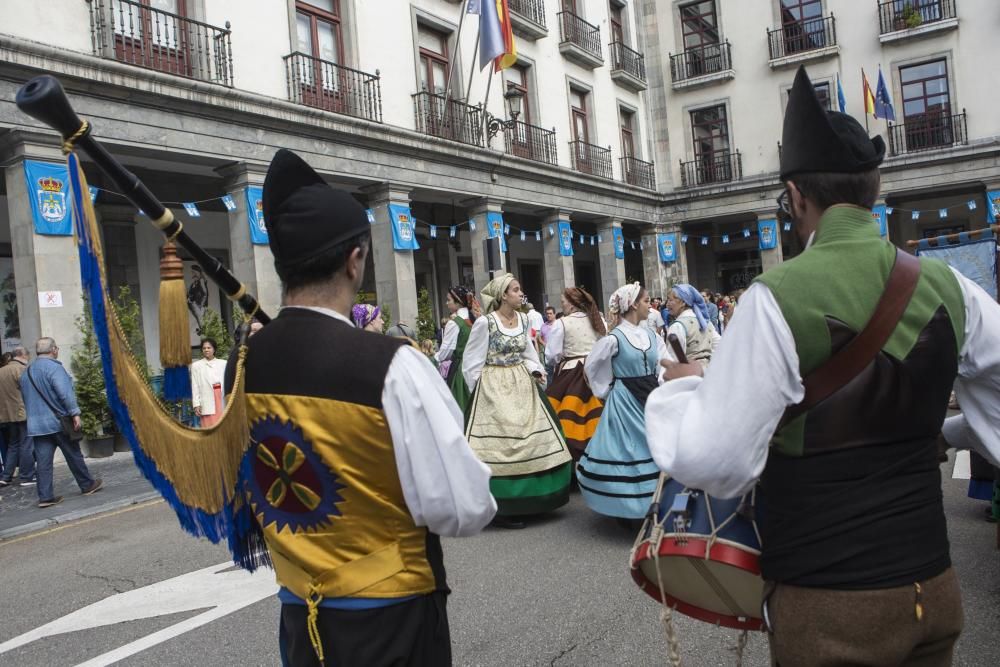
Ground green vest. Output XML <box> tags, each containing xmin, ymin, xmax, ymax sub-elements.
<box><xmin>754</xmin><ymin>205</ymin><xmax>966</xmax><ymax>457</ymax></box>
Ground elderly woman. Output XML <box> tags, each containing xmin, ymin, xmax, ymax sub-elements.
<box><xmin>545</xmin><ymin>287</ymin><xmax>606</xmax><ymax>461</ymax></box>
<box><xmin>191</xmin><ymin>338</ymin><xmax>227</xmax><ymax>428</ymax></box>
<box><xmin>437</xmin><ymin>286</ymin><xmax>477</xmax><ymax>413</ymax></box>
<box><xmin>463</xmin><ymin>273</ymin><xmax>572</xmax><ymax>529</ymax></box>
<box><xmin>664</xmin><ymin>283</ymin><xmax>721</xmax><ymax>368</ymax></box>
<box><xmin>579</xmin><ymin>283</ymin><xmax>667</xmax><ymax>520</ymax></box>
<box><xmin>351</xmin><ymin>303</ymin><xmax>382</xmax><ymax>332</ymax></box>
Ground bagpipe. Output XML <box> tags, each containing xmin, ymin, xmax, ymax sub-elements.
<box><xmin>16</xmin><ymin>75</ymin><xmax>270</xmax><ymax>567</ymax></box>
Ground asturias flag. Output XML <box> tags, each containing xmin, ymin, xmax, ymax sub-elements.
<box><xmin>862</xmin><ymin>69</ymin><xmax>876</xmax><ymax>117</ymax></box>
<box><xmin>874</xmin><ymin>66</ymin><xmax>896</xmax><ymax>121</ymax></box>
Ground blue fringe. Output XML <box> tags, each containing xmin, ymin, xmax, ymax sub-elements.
<box><xmin>67</xmin><ymin>155</ymin><xmax>267</xmax><ymax>571</ymax></box>
<box><xmin>162</xmin><ymin>366</ymin><xmax>192</xmax><ymax>401</ymax></box>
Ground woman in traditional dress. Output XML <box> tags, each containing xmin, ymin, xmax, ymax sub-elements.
<box><xmin>578</xmin><ymin>284</ymin><xmax>667</xmax><ymax>519</ymax></box>
<box><xmin>663</xmin><ymin>283</ymin><xmax>721</xmax><ymax>368</ymax></box>
<box><xmin>463</xmin><ymin>274</ymin><xmax>572</xmax><ymax>529</ymax></box>
<box><xmin>545</xmin><ymin>287</ymin><xmax>606</xmax><ymax>462</ymax></box>
<box><xmin>437</xmin><ymin>286</ymin><xmax>476</xmax><ymax>413</ymax></box>
<box><xmin>350</xmin><ymin>303</ymin><xmax>382</xmax><ymax>332</ymax></box>
<box><xmin>191</xmin><ymin>337</ymin><xmax>227</xmax><ymax>428</ymax></box>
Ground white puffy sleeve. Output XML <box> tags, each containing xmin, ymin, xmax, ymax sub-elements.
<box><xmin>521</xmin><ymin>316</ymin><xmax>545</xmax><ymax>376</ymax></box>
<box><xmin>383</xmin><ymin>346</ymin><xmax>497</xmax><ymax>537</ymax></box>
<box><xmin>436</xmin><ymin>319</ymin><xmax>459</xmax><ymax>363</ymax></box>
<box><xmin>545</xmin><ymin>319</ymin><xmax>565</xmax><ymax>366</ymax></box>
<box><xmin>664</xmin><ymin>321</ymin><xmax>687</xmax><ymax>362</ymax></box>
<box><xmin>462</xmin><ymin>315</ymin><xmax>490</xmax><ymax>391</ymax></box>
<box><xmin>584</xmin><ymin>334</ymin><xmax>618</xmax><ymax>399</ymax></box>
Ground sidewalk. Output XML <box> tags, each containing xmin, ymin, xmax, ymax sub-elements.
<box><xmin>0</xmin><ymin>450</ymin><xmax>159</xmax><ymax>541</ymax></box>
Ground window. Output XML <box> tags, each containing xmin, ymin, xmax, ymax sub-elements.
<box><xmin>690</xmin><ymin>104</ymin><xmax>733</xmax><ymax>182</ymax></box>
<box><xmin>892</xmin><ymin>0</ymin><xmax>943</xmax><ymax>23</ymax></box>
<box><xmin>418</xmin><ymin>25</ymin><xmax>450</xmax><ymax>95</ymax></box>
<box><xmin>680</xmin><ymin>1</ymin><xmax>719</xmax><ymax>50</ymax></box>
<box><xmin>295</xmin><ymin>1</ymin><xmax>343</xmax><ymax>88</ymax></box>
<box><xmin>779</xmin><ymin>0</ymin><xmax>826</xmax><ymax>54</ymax></box>
<box><xmin>112</xmin><ymin>0</ymin><xmax>188</xmax><ymax>74</ymax></box>
<box><xmin>899</xmin><ymin>59</ymin><xmax>954</xmax><ymax>150</ymax></box>
<box><xmin>504</xmin><ymin>64</ymin><xmax>532</xmax><ymax>126</ymax></box>
<box><xmin>620</xmin><ymin>108</ymin><xmax>636</xmax><ymax>158</ymax></box>
<box><xmin>562</xmin><ymin>0</ymin><xmax>578</xmax><ymax>14</ymax></box>
<box><xmin>570</xmin><ymin>88</ymin><xmax>589</xmax><ymax>145</ymax></box>
<box><xmin>786</xmin><ymin>81</ymin><xmax>831</xmax><ymax>110</ymax></box>
<box><xmin>609</xmin><ymin>2</ymin><xmax>625</xmax><ymax>44</ymax></box>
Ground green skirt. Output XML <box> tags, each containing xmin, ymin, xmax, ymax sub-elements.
<box><xmin>491</xmin><ymin>462</ymin><xmax>572</xmax><ymax>516</ymax></box>
<box><xmin>449</xmin><ymin>368</ymin><xmax>471</xmax><ymax>416</ymax></box>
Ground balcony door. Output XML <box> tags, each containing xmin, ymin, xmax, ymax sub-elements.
<box><xmin>900</xmin><ymin>60</ymin><xmax>953</xmax><ymax>151</ymax></box>
<box><xmin>691</xmin><ymin>105</ymin><xmax>730</xmax><ymax>184</ymax></box>
<box><xmin>609</xmin><ymin>2</ymin><xmax>625</xmax><ymax>44</ymax></box>
<box><xmin>295</xmin><ymin>1</ymin><xmax>347</xmax><ymax>112</ymax></box>
<box><xmin>679</xmin><ymin>0</ymin><xmax>720</xmax><ymax>77</ymax></box>
<box><xmin>779</xmin><ymin>0</ymin><xmax>825</xmax><ymax>55</ymax></box>
<box><xmin>418</xmin><ymin>25</ymin><xmax>459</xmax><ymax>140</ymax></box>
<box><xmin>570</xmin><ymin>89</ymin><xmax>592</xmax><ymax>173</ymax></box>
<box><xmin>112</xmin><ymin>0</ymin><xmax>189</xmax><ymax>76</ymax></box>
<box><xmin>504</xmin><ymin>65</ymin><xmax>533</xmax><ymax>159</ymax></box>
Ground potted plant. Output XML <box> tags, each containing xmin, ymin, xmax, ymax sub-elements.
<box><xmin>901</xmin><ymin>3</ymin><xmax>923</xmax><ymax>29</ymax></box>
<box><xmin>109</xmin><ymin>286</ymin><xmax>149</xmax><ymax>452</ymax></box>
<box><xmin>71</xmin><ymin>295</ymin><xmax>115</xmax><ymax>458</ymax></box>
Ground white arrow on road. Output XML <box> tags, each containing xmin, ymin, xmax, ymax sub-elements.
<box><xmin>0</xmin><ymin>561</ymin><xmax>278</xmax><ymax>666</ymax></box>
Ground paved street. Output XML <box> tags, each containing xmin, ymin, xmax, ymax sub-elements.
<box><xmin>0</xmin><ymin>452</ymin><xmax>997</xmax><ymax>667</ymax></box>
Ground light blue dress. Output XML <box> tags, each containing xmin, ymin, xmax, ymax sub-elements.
<box><xmin>577</xmin><ymin>327</ymin><xmax>661</xmax><ymax>519</ymax></box>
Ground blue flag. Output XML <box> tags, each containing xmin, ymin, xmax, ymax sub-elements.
<box><xmin>758</xmin><ymin>219</ymin><xmax>778</xmax><ymax>250</ymax></box>
<box><xmin>658</xmin><ymin>234</ymin><xmax>677</xmax><ymax>262</ymax></box>
<box><xmin>23</xmin><ymin>160</ymin><xmax>73</xmax><ymax>236</ymax></box>
<box><xmin>836</xmin><ymin>75</ymin><xmax>847</xmax><ymax>113</ymax></box>
<box><xmin>389</xmin><ymin>204</ymin><xmax>420</xmax><ymax>251</ymax></box>
<box><xmin>612</xmin><ymin>227</ymin><xmax>624</xmax><ymax>259</ymax></box>
<box><xmin>486</xmin><ymin>211</ymin><xmax>507</xmax><ymax>252</ymax></box>
<box><xmin>875</xmin><ymin>67</ymin><xmax>895</xmax><ymax>121</ymax></box>
<box><xmin>557</xmin><ymin>221</ymin><xmax>574</xmax><ymax>257</ymax></box>
<box><xmin>245</xmin><ymin>186</ymin><xmax>268</xmax><ymax>245</ymax></box>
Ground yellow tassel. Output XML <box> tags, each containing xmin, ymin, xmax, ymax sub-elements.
<box><xmin>306</xmin><ymin>589</ymin><xmax>326</xmax><ymax>665</ymax></box>
<box><xmin>914</xmin><ymin>582</ymin><xmax>924</xmax><ymax>621</ymax></box>
<box><xmin>159</xmin><ymin>241</ymin><xmax>191</xmax><ymax>369</ymax></box>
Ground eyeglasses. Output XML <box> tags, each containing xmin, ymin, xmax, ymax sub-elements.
<box><xmin>776</xmin><ymin>190</ymin><xmax>791</xmax><ymax>215</ymax></box>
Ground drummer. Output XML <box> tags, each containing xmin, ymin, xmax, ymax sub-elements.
<box><xmin>645</xmin><ymin>65</ymin><xmax>1000</xmax><ymax>666</ymax></box>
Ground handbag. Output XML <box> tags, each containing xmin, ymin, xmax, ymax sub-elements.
<box><xmin>26</xmin><ymin>366</ymin><xmax>84</xmax><ymax>442</ymax></box>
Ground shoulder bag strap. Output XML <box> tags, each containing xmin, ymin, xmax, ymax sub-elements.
<box><xmin>26</xmin><ymin>365</ymin><xmax>65</xmax><ymax>418</ymax></box>
<box><xmin>782</xmin><ymin>249</ymin><xmax>921</xmax><ymax>425</ymax></box>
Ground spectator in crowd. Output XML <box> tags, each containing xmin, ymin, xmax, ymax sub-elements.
<box><xmin>0</xmin><ymin>346</ymin><xmax>34</xmax><ymax>487</ymax></box>
<box><xmin>20</xmin><ymin>337</ymin><xmax>102</xmax><ymax>508</ymax></box>
<box><xmin>191</xmin><ymin>338</ymin><xmax>227</xmax><ymax>428</ymax></box>
<box><xmin>541</xmin><ymin>306</ymin><xmax>558</xmax><ymax>382</ymax></box>
<box><xmin>701</xmin><ymin>289</ymin><xmax>720</xmax><ymax>332</ymax></box>
<box><xmin>644</xmin><ymin>297</ymin><xmax>665</xmax><ymax>337</ymax></box>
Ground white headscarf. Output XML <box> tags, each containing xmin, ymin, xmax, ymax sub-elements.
<box><xmin>480</xmin><ymin>273</ymin><xmax>515</xmax><ymax>314</ymax></box>
<box><xmin>608</xmin><ymin>282</ymin><xmax>642</xmax><ymax>316</ymax></box>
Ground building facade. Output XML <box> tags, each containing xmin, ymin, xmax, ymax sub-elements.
<box><xmin>0</xmin><ymin>0</ymin><xmax>997</xmax><ymax>368</ymax></box>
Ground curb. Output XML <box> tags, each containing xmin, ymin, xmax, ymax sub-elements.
<box><xmin>0</xmin><ymin>491</ymin><xmax>162</xmax><ymax>542</ymax></box>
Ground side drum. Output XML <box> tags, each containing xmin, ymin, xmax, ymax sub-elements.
<box><xmin>630</xmin><ymin>475</ymin><xmax>766</xmax><ymax>631</ymax></box>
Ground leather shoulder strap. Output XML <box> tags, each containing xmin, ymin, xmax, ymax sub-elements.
<box><xmin>782</xmin><ymin>249</ymin><xmax>921</xmax><ymax>424</ymax></box>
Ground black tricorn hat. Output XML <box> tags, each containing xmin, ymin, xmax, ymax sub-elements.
<box><xmin>780</xmin><ymin>66</ymin><xmax>885</xmax><ymax>180</ymax></box>
<box><xmin>262</xmin><ymin>149</ymin><xmax>369</xmax><ymax>271</ymax></box>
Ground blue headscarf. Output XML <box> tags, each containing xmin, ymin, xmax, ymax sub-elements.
<box><xmin>672</xmin><ymin>284</ymin><xmax>710</xmax><ymax>332</ymax></box>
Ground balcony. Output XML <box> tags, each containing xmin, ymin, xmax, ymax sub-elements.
<box><xmin>670</xmin><ymin>42</ymin><xmax>735</xmax><ymax>90</ymax></box>
<box><xmin>878</xmin><ymin>0</ymin><xmax>958</xmax><ymax>44</ymax></box>
<box><xmin>504</xmin><ymin>121</ymin><xmax>559</xmax><ymax>166</ymax></box>
<box><xmin>412</xmin><ymin>91</ymin><xmax>484</xmax><ymax>147</ymax></box>
<box><xmin>284</xmin><ymin>53</ymin><xmax>382</xmax><ymax>123</ymax></box>
<box><xmin>621</xmin><ymin>156</ymin><xmax>655</xmax><ymax>190</ymax></box>
<box><xmin>679</xmin><ymin>151</ymin><xmax>742</xmax><ymax>188</ymax></box>
<box><xmin>569</xmin><ymin>141</ymin><xmax>613</xmax><ymax>179</ymax></box>
<box><xmin>887</xmin><ymin>111</ymin><xmax>967</xmax><ymax>156</ymax></box>
<box><xmin>557</xmin><ymin>12</ymin><xmax>603</xmax><ymax>69</ymax></box>
<box><xmin>609</xmin><ymin>42</ymin><xmax>647</xmax><ymax>92</ymax></box>
<box><xmin>767</xmin><ymin>15</ymin><xmax>838</xmax><ymax>69</ymax></box>
<box><xmin>89</xmin><ymin>0</ymin><xmax>233</xmax><ymax>86</ymax></box>
<box><xmin>509</xmin><ymin>0</ymin><xmax>548</xmax><ymax>41</ymax></box>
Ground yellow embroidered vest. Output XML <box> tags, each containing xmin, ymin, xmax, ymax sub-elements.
<box><xmin>241</xmin><ymin>308</ymin><xmax>445</xmax><ymax>603</ymax></box>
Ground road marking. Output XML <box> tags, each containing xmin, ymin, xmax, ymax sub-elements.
<box><xmin>0</xmin><ymin>560</ymin><xmax>278</xmax><ymax>665</ymax></box>
<box><xmin>0</xmin><ymin>498</ymin><xmax>164</xmax><ymax>546</ymax></box>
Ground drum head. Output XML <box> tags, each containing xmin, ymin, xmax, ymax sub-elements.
<box><xmin>632</xmin><ymin>538</ymin><xmax>765</xmax><ymax>632</ymax></box>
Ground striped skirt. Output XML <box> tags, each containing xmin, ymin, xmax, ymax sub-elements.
<box><xmin>546</xmin><ymin>358</ymin><xmax>603</xmax><ymax>461</ymax></box>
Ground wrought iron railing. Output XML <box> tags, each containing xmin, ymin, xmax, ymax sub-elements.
<box><xmin>412</xmin><ymin>91</ymin><xmax>484</xmax><ymax>147</ymax></box>
<box><xmin>504</xmin><ymin>121</ymin><xmax>558</xmax><ymax>166</ymax></box>
<box><xmin>878</xmin><ymin>0</ymin><xmax>956</xmax><ymax>33</ymax></box>
<box><xmin>569</xmin><ymin>141</ymin><xmax>613</xmax><ymax>179</ymax></box>
<box><xmin>284</xmin><ymin>52</ymin><xmax>382</xmax><ymax>123</ymax></box>
<box><xmin>670</xmin><ymin>42</ymin><xmax>732</xmax><ymax>82</ymax></box>
<box><xmin>679</xmin><ymin>151</ymin><xmax>742</xmax><ymax>188</ymax></box>
<box><xmin>887</xmin><ymin>111</ymin><xmax>967</xmax><ymax>155</ymax></box>
<box><xmin>509</xmin><ymin>0</ymin><xmax>547</xmax><ymax>28</ymax></box>
<box><xmin>767</xmin><ymin>15</ymin><xmax>836</xmax><ymax>60</ymax></box>
<box><xmin>557</xmin><ymin>11</ymin><xmax>602</xmax><ymax>59</ymax></box>
<box><xmin>621</xmin><ymin>156</ymin><xmax>655</xmax><ymax>189</ymax></box>
<box><xmin>89</xmin><ymin>0</ymin><xmax>233</xmax><ymax>85</ymax></box>
<box><xmin>610</xmin><ymin>42</ymin><xmax>646</xmax><ymax>82</ymax></box>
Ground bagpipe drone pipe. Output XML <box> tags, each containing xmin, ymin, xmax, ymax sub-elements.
<box><xmin>15</xmin><ymin>75</ymin><xmax>271</xmax><ymax>568</ymax></box>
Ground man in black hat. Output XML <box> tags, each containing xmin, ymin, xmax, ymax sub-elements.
<box><xmin>645</xmin><ymin>66</ymin><xmax>1000</xmax><ymax>664</ymax></box>
<box><xmin>240</xmin><ymin>149</ymin><xmax>496</xmax><ymax>666</ymax></box>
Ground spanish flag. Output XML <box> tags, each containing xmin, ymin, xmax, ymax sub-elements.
<box><xmin>862</xmin><ymin>69</ymin><xmax>876</xmax><ymax>117</ymax></box>
<box><xmin>494</xmin><ymin>0</ymin><xmax>517</xmax><ymax>72</ymax></box>
<box><xmin>471</xmin><ymin>0</ymin><xmax>516</xmax><ymax>71</ymax></box>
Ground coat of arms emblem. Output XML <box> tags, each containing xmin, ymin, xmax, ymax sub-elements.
<box><xmin>761</xmin><ymin>224</ymin><xmax>774</xmax><ymax>247</ymax></box>
<box><xmin>661</xmin><ymin>238</ymin><xmax>674</xmax><ymax>258</ymax></box>
<box><xmin>398</xmin><ymin>212</ymin><xmax>413</xmax><ymax>241</ymax></box>
<box><xmin>37</xmin><ymin>176</ymin><xmax>66</xmax><ymax>224</ymax></box>
<box><xmin>560</xmin><ymin>228</ymin><xmax>572</xmax><ymax>251</ymax></box>
<box><xmin>255</xmin><ymin>199</ymin><xmax>266</xmax><ymax>232</ymax></box>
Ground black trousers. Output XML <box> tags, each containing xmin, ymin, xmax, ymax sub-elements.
<box><xmin>279</xmin><ymin>592</ymin><xmax>451</xmax><ymax>667</ymax></box>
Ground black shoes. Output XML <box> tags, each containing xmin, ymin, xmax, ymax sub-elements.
<box><xmin>491</xmin><ymin>516</ymin><xmax>526</xmax><ymax>530</ymax></box>
<box><xmin>38</xmin><ymin>496</ymin><xmax>63</xmax><ymax>508</ymax></box>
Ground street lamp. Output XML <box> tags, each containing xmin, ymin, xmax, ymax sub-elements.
<box><xmin>486</xmin><ymin>87</ymin><xmax>525</xmax><ymax>139</ymax></box>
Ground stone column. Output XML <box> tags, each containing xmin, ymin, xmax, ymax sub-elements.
<box><xmin>364</xmin><ymin>184</ymin><xmax>418</xmax><ymax>327</ymax></box>
<box><xmin>596</xmin><ymin>217</ymin><xmax>626</xmax><ymax>306</ymax></box>
<box><xmin>542</xmin><ymin>209</ymin><xmax>576</xmax><ymax>306</ymax></box>
<box><xmin>465</xmin><ymin>197</ymin><xmax>507</xmax><ymax>290</ymax></box>
<box><xmin>640</xmin><ymin>227</ymin><xmax>669</xmax><ymax>297</ymax></box>
<box><xmin>218</xmin><ymin>163</ymin><xmax>281</xmax><ymax>318</ymax></box>
<box><xmin>0</xmin><ymin>134</ymin><xmax>84</xmax><ymax>356</ymax></box>
<box><xmin>756</xmin><ymin>211</ymin><xmax>784</xmax><ymax>273</ymax></box>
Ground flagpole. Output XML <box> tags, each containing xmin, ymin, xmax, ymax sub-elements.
<box><xmin>464</xmin><ymin>31</ymin><xmax>480</xmax><ymax>104</ymax></box>
<box><xmin>482</xmin><ymin>63</ymin><xmax>496</xmax><ymax>145</ymax></box>
<box><xmin>861</xmin><ymin>67</ymin><xmax>869</xmax><ymax>133</ymax></box>
<box><xmin>442</xmin><ymin>3</ymin><xmax>470</xmax><ymax>103</ymax></box>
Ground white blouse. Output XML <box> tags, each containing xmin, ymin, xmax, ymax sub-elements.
<box><xmin>436</xmin><ymin>308</ymin><xmax>469</xmax><ymax>364</ymax></box>
<box><xmin>462</xmin><ymin>312</ymin><xmax>545</xmax><ymax>391</ymax></box>
<box><xmin>584</xmin><ymin>319</ymin><xmax>669</xmax><ymax>400</ymax></box>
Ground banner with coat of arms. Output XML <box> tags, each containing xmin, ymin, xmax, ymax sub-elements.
<box><xmin>871</xmin><ymin>204</ymin><xmax>888</xmax><ymax>238</ymax></box>
<box><xmin>23</xmin><ymin>160</ymin><xmax>73</xmax><ymax>236</ymax></box>
<box><xmin>986</xmin><ymin>190</ymin><xmax>1000</xmax><ymax>224</ymax></box>
<box><xmin>612</xmin><ymin>227</ymin><xmax>625</xmax><ymax>259</ymax></box>
<box><xmin>758</xmin><ymin>218</ymin><xmax>779</xmax><ymax>250</ymax></box>
<box><xmin>657</xmin><ymin>233</ymin><xmax>677</xmax><ymax>263</ymax></box>
<box><xmin>557</xmin><ymin>221</ymin><xmax>573</xmax><ymax>257</ymax></box>
<box><xmin>389</xmin><ymin>203</ymin><xmax>420</xmax><ymax>251</ymax></box>
<box><xmin>486</xmin><ymin>211</ymin><xmax>508</xmax><ymax>253</ymax></box>
<box><xmin>245</xmin><ymin>186</ymin><xmax>268</xmax><ymax>245</ymax></box>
